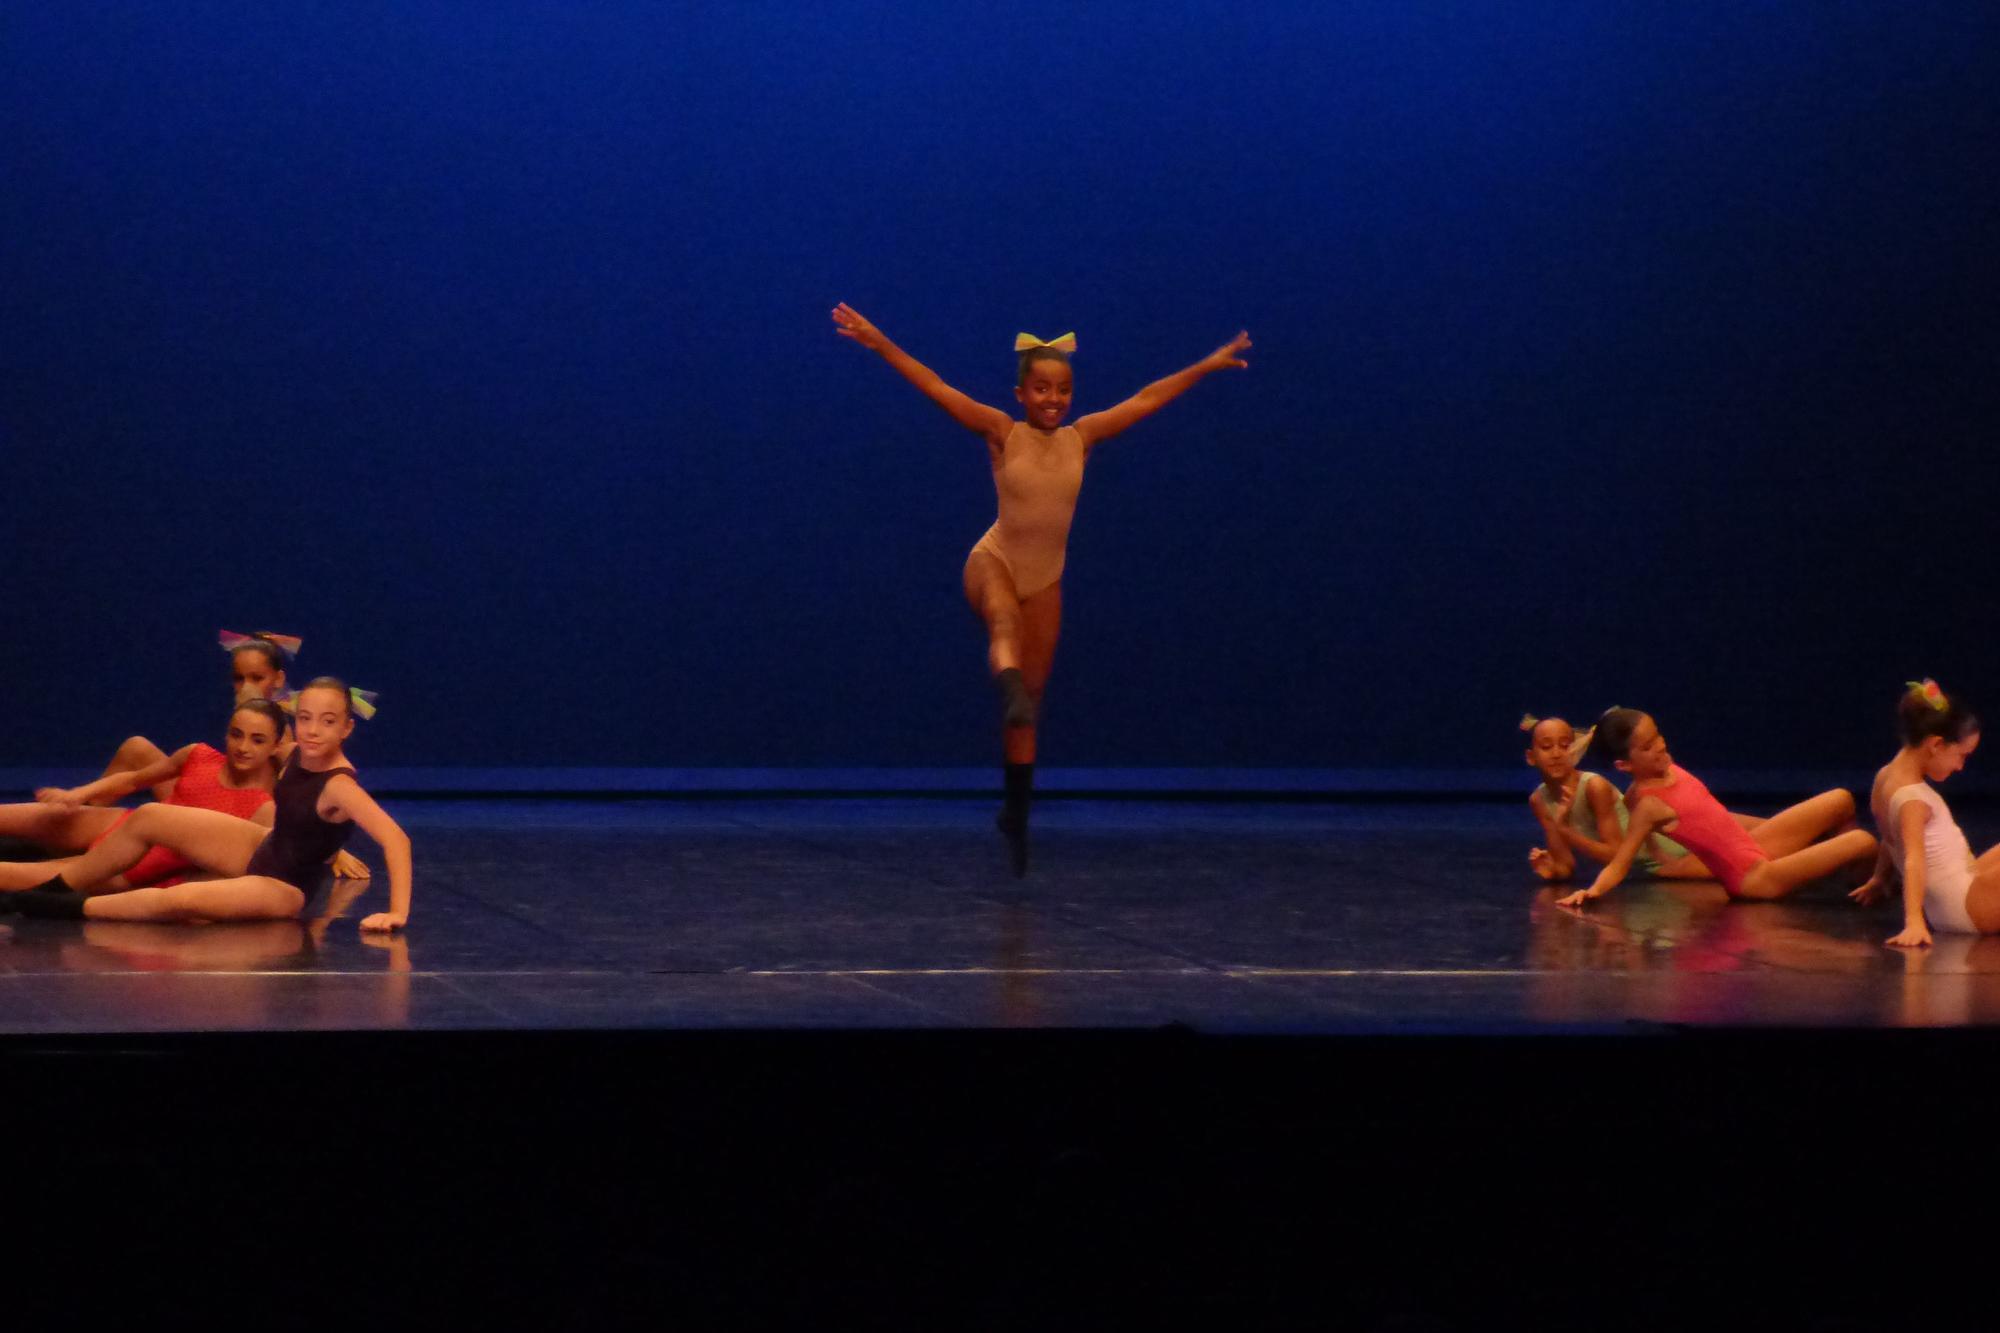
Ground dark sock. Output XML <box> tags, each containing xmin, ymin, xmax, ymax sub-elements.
<box><xmin>994</xmin><ymin>668</ymin><xmax>1036</xmax><ymax>730</ymax></box>
<box><xmin>1</xmin><ymin>888</ymin><xmax>86</xmax><ymax>920</ymax></box>
<box><xmin>997</xmin><ymin>762</ymin><xmax>1034</xmax><ymax>878</ymax></box>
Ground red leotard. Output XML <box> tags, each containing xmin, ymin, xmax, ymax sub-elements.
<box><xmin>1636</xmin><ymin>765</ymin><xmax>1765</xmax><ymax>896</ymax></box>
<box><xmin>91</xmin><ymin>744</ymin><xmax>275</xmax><ymax>887</ymax></box>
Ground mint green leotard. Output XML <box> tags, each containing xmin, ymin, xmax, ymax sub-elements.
<box><xmin>1552</xmin><ymin>771</ymin><xmax>1689</xmax><ymax>875</ymax></box>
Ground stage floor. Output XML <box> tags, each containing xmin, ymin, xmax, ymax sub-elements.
<box><xmin>3</xmin><ymin>796</ymin><xmax>1992</xmax><ymax>1035</ymax></box>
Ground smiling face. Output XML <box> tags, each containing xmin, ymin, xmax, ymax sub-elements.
<box><xmin>1616</xmin><ymin>713</ymin><xmax>1674</xmax><ymax>781</ymax></box>
<box><xmin>231</xmin><ymin>647</ymin><xmax>287</xmax><ymax>702</ymax></box>
<box><xmin>1524</xmin><ymin>718</ymin><xmax>1577</xmax><ymax>783</ymax></box>
<box><xmin>291</xmin><ymin>686</ymin><xmax>354</xmax><ymax>764</ymax></box>
<box><xmin>222</xmin><ymin>706</ymin><xmax>284</xmax><ymax>778</ymax></box>
<box><xmin>1014</xmin><ymin>356</ymin><xmax>1073</xmax><ymax>430</ymax></box>
<box><xmin>1920</xmin><ymin>728</ymin><xmax>1981</xmax><ymax>783</ymax></box>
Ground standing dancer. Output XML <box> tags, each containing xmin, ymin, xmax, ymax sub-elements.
<box><xmin>833</xmin><ymin>303</ymin><xmax>1250</xmax><ymax>873</ymax></box>
<box><xmin>1557</xmin><ymin>707</ymin><xmax>1876</xmax><ymax>907</ymax></box>
<box><xmin>0</xmin><ymin>679</ymin><xmax>411</xmax><ymax>931</ymax></box>
<box><xmin>1852</xmin><ymin>680</ymin><xmax>1997</xmax><ymax>946</ymax></box>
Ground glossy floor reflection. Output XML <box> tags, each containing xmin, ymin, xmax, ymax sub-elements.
<box><xmin>2</xmin><ymin>796</ymin><xmax>1994</xmax><ymax>1033</ymax></box>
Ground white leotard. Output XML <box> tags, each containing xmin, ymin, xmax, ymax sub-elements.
<box><xmin>1884</xmin><ymin>783</ymin><xmax>1979</xmax><ymax>934</ymax></box>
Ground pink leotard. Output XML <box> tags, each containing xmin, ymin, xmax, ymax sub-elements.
<box><xmin>90</xmin><ymin>744</ymin><xmax>274</xmax><ymax>887</ymax></box>
<box><xmin>1635</xmin><ymin>765</ymin><xmax>1765</xmax><ymax>895</ymax></box>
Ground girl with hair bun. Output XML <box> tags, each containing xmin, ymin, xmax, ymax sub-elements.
<box><xmin>833</xmin><ymin>302</ymin><xmax>1251</xmax><ymax>875</ymax></box>
<box><xmin>0</xmin><ymin>678</ymin><xmax>412</xmax><ymax>932</ymax></box>
<box><xmin>1557</xmin><ymin>707</ymin><xmax>1876</xmax><ymax>908</ymax></box>
<box><xmin>1852</xmin><ymin>680</ymin><xmax>1997</xmax><ymax>946</ymax></box>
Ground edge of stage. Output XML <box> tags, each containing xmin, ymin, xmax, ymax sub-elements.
<box><xmin>4</xmin><ymin>789</ymin><xmax>1996</xmax><ymax>1322</ymax></box>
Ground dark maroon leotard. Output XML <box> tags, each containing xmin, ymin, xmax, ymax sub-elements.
<box><xmin>244</xmin><ymin>756</ymin><xmax>357</xmax><ymax>892</ymax></box>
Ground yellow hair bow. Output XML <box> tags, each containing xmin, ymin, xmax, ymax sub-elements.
<box><xmin>1014</xmin><ymin>332</ymin><xmax>1077</xmax><ymax>354</ymax></box>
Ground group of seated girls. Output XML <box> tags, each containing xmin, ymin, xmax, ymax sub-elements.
<box><xmin>1525</xmin><ymin>680</ymin><xmax>1994</xmax><ymax>948</ymax></box>
<box><xmin>0</xmin><ymin>631</ymin><xmax>410</xmax><ymax>932</ymax></box>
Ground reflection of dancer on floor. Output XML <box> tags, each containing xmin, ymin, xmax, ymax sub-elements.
<box><xmin>833</xmin><ymin>303</ymin><xmax>1250</xmax><ymax>874</ymax></box>
<box><xmin>0</xmin><ymin>699</ymin><xmax>287</xmax><ymax>890</ymax></box>
<box><xmin>0</xmin><ymin>679</ymin><xmax>412</xmax><ymax>932</ymax></box>
<box><xmin>1853</xmin><ymin>680</ymin><xmax>1999</xmax><ymax>947</ymax></box>
<box><xmin>1522</xmin><ymin>714</ymin><xmax>1704</xmax><ymax>881</ymax></box>
<box><xmin>96</xmin><ymin>631</ymin><xmax>299</xmax><ymax>804</ymax></box>
<box><xmin>1557</xmin><ymin>708</ymin><xmax>1875</xmax><ymax>908</ymax></box>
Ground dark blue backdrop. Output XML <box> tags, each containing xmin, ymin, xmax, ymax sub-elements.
<box><xmin>4</xmin><ymin>2</ymin><xmax>1996</xmax><ymax>775</ymax></box>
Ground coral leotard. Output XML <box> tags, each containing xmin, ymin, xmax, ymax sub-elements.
<box><xmin>1635</xmin><ymin>765</ymin><xmax>1765</xmax><ymax>895</ymax></box>
<box><xmin>93</xmin><ymin>744</ymin><xmax>275</xmax><ymax>887</ymax></box>
<box><xmin>968</xmin><ymin>422</ymin><xmax>1087</xmax><ymax>599</ymax></box>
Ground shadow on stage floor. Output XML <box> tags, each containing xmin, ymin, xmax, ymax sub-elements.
<box><xmin>5</xmin><ymin>797</ymin><xmax>1994</xmax><ymax>1324</ymax></box>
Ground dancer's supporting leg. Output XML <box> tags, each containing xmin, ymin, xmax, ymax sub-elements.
<box><xmin>966</xmin><ymin>553</ymin><xmax>1062</xmax><ymax>875</ymax></box>
<box><xmin>1734</xmin><ymin>790</ymin><xmax>1876</xmax><ymax>900</ymax></box>
<box><xmin>7</xmin><ymin>803</ymin><xmax>266</xmax><ymax>895</ymax></box>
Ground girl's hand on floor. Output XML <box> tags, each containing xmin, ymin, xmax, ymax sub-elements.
<box><xmin>1885</xmin><ymin>923</ymin><xmax>1932</xmax><ymax>949</ymax></box>
<box><xmin>1847</xmin><ymin>876</ymin><xmax>1885</xmax><ymax>906</ymax></box>
<box><xmin>360</xmin><ymin>912</ymin><xmax>406</xmax><ymax>933</ymax></box>
<box><xmin>331</xmin><ymin>850</ymin><xmax>372</xmax><ymax>879</ymax></box>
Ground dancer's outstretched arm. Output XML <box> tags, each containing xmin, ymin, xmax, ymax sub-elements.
<box><xmin>321</xmin><ymin>775</ymin><xmax>413</xmax><ymax>932</ymax></box>
<box><xmin>832</xmin><ymin>303</ymin><xmax>1012</xmax><ymax>443</ymax></box>
<box><xmin>1073</xmin><ymin>332</ymin><xmax>1251</xmax><ymax>449</ymax></box>
<box><xmin>1558</xmin><ymin>797</ymin><xmax>1673</xmax><ymax>908</ymax></box>
<box><xmin>37</xmin><ymin>747</ymin><xmax>193</xmax><ymax>807</ymax></box>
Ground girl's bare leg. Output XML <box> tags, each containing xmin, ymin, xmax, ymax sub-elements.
<box><xmin>1748</xmin><ymin>790</ymin><xmax>1857</xmax><ymax>859</ymax></box>
<box><xmin>46</xmin><ymin>804</ymin><xmax>266</xmax><ymax>892</ymax></box>
<box><xmin>96</xmin><ymin>736</ymin><xmax>172</xmax><ymax>804</ymax></box>
<box><xmin>1964</xmin><ymin>866</ymin><xmax>2000</xmax><ymax>933</ymax></box>
<box><xmin>1735</xmin><ymin>829</ymin><xmax>1879</xmax><ymax>900</ymax></box>
<box><xmin>0</xmin><ymin>855</ymin><xmax>87</xmax><ymax>891</ymax></box>
<box><xmin>83</xmin><ymin>875</ymin><xmax>305</xmax><ymax>923</ymax></box>
<box><xmin>0</xmin><ymin>801</ymin><xmax>123</xmax><ymax>854</ymax></box>
<box><xmin>964</xmin><ymin>551</ymin><xmax>1025</xmax><ymax>676</ymax></box>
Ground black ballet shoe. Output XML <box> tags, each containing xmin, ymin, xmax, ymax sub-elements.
<box><xmin>0</xmin><ymin>888</ymin><xmax>85</xmax><ymax>920</ymax></box>
<box><xmin>996</xmin><ymin>807</ymin><xmax>1030</xmax><ymax>879</ymax></box>
<box><xmin>994</xmin><ymin>668</ymin><xmax>1037</xmax><ymax>730</ymax></box>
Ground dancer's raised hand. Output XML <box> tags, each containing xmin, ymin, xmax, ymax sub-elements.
<box><xmin>1201</xmin><ymin>331</ymin><xmax>1251</xmax><ymax>373</ymax></box>
<box><xmin>832</xmin><ymin>302</ymin><xmax>889</xmax><ymax>352</ymax></box>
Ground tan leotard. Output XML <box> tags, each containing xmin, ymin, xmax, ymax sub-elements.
<box><xmin>968</xmin><ymin>421</ymin><xmax>1087</xmax><ymax>598</ymax></box>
